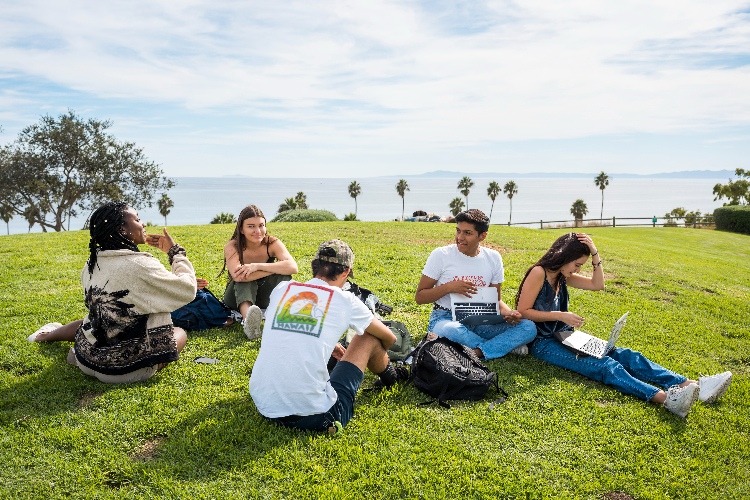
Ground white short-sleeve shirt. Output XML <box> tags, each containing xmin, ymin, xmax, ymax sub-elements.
<box><xmin>421</xmin><ymin>244</ymin><xmax>505</xmax><ymax>310</ymax></box>
<box><xmin>249</xmin><ymin>278</ymin><xmax>373</xmax><ymax>418</ymax></box>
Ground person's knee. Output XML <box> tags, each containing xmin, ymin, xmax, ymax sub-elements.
<box><xmin>432</xmin><ymin>320</ymin><xmax>460</xmax><ymax>337</ymax></box>
<box><xmin>173</xmin><ymin>327</ymin><xmax>188</xmax><ymax>352</ymax></box>
<box><xmin>516</xmin><ymin>319</ymin><xmax>537</xmax><ymax>343</ymax></box>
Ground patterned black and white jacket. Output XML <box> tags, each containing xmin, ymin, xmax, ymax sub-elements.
<box><xmin>74</xmin><ymin>245</ymin><xmax>197</xmax><ymax>376</ymax></box>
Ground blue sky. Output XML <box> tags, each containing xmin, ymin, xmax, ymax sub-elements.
<box><xmin>1</xmin><ymin>0</ymin><xmax>749</xmax><ymax>177</ymax></box>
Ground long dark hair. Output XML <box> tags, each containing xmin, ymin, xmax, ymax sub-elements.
<box><xmin>217</xmin><ymin>204</ymin><xmax>277</xmax><ymax>278</ymax></box>
<box><xmin>87</xmin><ymin>201</ymin><xmax>139</xmax><ymax>275</ymax></box>
<box><xmin>514</xmin><ymin>232</ymin><xmax>590</xmax><ymax>308</ymax></box>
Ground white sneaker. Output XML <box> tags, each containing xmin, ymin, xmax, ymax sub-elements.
<box><xmin>243</xmin><ymin>305</ymin><xmax>263</xmax><ymax>340</ymax></box>
<box><xmin>510</xmin><ymin>345</ymin><xmax>528</xmax><ymax>356</ymax></box>
<box><xmin>27</xmin><ymin>322</ymin><xmax>64</xmax><ymax>342</ymax></box>
<box><xmin>664</xmin><ymin>383</ymin><xmax>699</xmax><ymax>418</ymax></box>
<box><xmin>698</xmin><ymin>371</ymin><xmax>732</xmax><ymax>403</ymax></box>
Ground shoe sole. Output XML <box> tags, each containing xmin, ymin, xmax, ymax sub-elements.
<box><xmin>28</xmin><ymin>322</ymin><xmax>64</xmax><ymax>342</ymax></box>
<box><xmin>700</xmin><ymin>374</ymin><xmax>732</xmax><ymax>404</ymax></box>
<box><xmin>244</xmin><ymin>306</ymin><xmax>263</xmax><ymax>340</ymax></box>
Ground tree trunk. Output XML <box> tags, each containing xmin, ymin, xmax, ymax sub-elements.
<box><xmin>355</xmin><ymin>198</ymin><xmax>358</xmax><ymax>216</ymax></box>
<box><xmin>509</xmin><ymin>199</ymin><xmax>513</xmax><ymax>225</ymax></box>
<box><xmin>489</xmin><ymin>201</ymin><xmax>495</xmax><ymax>222</ymax></box>
<box><xmin>401</xmin><ymin>198</ymin><xmax>404</xmax><ymax>221</ymax></box>
<box><xmin>600</xmin><ymin>192</ymin><xmax>604</xmax><ymax>222</ymax></box>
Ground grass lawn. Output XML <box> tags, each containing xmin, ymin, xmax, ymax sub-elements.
<box><xmin>1</xmin><ymin>223</ymin><xmax>748</xmax><ymax>500</ymax></box>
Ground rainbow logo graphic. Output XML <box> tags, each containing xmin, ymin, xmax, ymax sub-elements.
<box><xmin>271</xmin><ymin>283</ymin><xmax>333</xmax><ymax>337</ymax></box>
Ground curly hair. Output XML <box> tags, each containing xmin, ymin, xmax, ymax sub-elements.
<box><xmin>455</xmin><ymin>209</ymin><xmax>490</xmax><ymax>234</ymax></box>
<box><xmin>87</xmin><ymin>201</ymin><xmax>139</xmax><ymax>275</ymax></box>
<box><xmin>514</xmin><ymin>232</ymin><xmax>590</xmax><ymax>308</ymax></box>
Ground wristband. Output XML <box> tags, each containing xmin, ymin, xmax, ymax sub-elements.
<box><xmin>591</xmin><ymin>251</ymin><xmax>598</xmax><ymax>257</ymax></box>
<box><xmin>593</xmin><ymin>260</ymin><xmax>602</xmax><ymax>269</ymax></box>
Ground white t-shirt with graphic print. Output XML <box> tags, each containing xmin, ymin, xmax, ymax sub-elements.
<box><xmin>249</xmin><ymin>278</ymin><xmax>373</xmax><ymax>418</ymax></box>
<box><xmin>421</xmin><ymin>244</ymin><xmax>505</xmax><ymax>310</ymax></box>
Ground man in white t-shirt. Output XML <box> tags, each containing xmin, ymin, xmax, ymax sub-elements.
<box><xmin>415</xmin><ymin>209</ymin><xmax>537</xmax><ymax>359</ymax></box>
<box><xmin>249</xmin><ymin>239</ymin><xmax>408</xmax><ymax>433</ymax></box>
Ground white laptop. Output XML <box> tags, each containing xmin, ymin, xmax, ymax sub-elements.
<box><xmin>556</xmin><ymin>312</ymin><xmax>629</xmax><ymax>359</ymax></box>
<box><xmin>449</xmin><ymin>287</ymin><xmax>508</xmax><ymax>326</ymax></box>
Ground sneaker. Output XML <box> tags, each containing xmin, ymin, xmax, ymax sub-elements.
<box><xmin>698</xmin><ymin>371</ymin><xmax>732</xmax><ymax>403</ymax></box>
<box><xmin>371</xmin><ymin>364</ymin><xmax>410</xmax><ymax>389</ymax></box>
<box><xmin>27</xmin><ymin>322</ymin><xmax>64</xmax><ymax>342</ymax></box>
<box><xmin>243</xmin><ymin>305</ymin><xmax>263</xmax><ymax>340</ymax></box>
<box><xmin>664</xmin><ymin>383</ymin><xmax>699</xmax><ymax>418</ymax></box>
<box><xmin>510</xmin><ymin>344</ymin><xmax>528</xmax><ymax>356</ymax></box>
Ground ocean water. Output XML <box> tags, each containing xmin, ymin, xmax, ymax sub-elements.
<box><xmin>3</xmin><ymin>176</ymin><xmax>726</xmax><ymax>235</ymax></box>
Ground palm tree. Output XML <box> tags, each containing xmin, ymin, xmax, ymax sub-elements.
<box><xmin>570</xmin><ymin>199</ymin><xmax>589</xmax><ymax>227</ymax></box>
<box><xmin>0</xmin><ymin>203</ymin><xmax>12</xmax><ymax>235</ymax></box>
<box><xmin>486</xmin><ymin>181</ymin><xmax>500</xmax><ymax>223</ymax></box>
<box><xmin>449</xmin><ymin>197</ymin><xmax>465</xmax><ymax>216</ymax></box>
<box><xmin>294</xmin><ymin>191</ymin><xmax>308</xmax><ymax>209</ymax></box>
<box><xmin>503</xmin><ymin>180</ymin><xmax>518</xmax><ymax>225</ymax></box>
<box><xmin>457</xmin><ymin>176</ymin><xmax>474</xmax><ymax>210</ymax></box>
<box><xmin>157</xmin><ymin>193</ymin><xmax>173</xmax><ymax>226</ymax></box>
<box><xmin>594</xmin><ymin>171</ymin><xmax>609</xmax><ymax>221</ymax></box>
<box><xmin>348</xmin><ymin>181</ymin><xmax>361</xmax><ymax>216</ymax></box>
<box><xmin>395</xmin><ymin>179</ymin><xmax>410</xmax><ymax>221</ymax></box>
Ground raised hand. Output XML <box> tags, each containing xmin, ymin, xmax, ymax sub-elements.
<box><xmin>146</xmin><ymin>227</ymin><xmax>177</xmax><ymax>253</ymax></box>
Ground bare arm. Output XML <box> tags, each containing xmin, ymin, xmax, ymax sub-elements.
<box><xmin>415</xmin><ymin>274</ymin><xmax>479</xmax><ymax>305</ymax></box>
<box><xmin>489</xmin><ymin>283</ymin><xmax>521</xmax><ymax>321</ymax></box>
<box><xmin>566</xmin><ymin>234</ymin><xmax>604</xmax><ymax>291</ymax></box>
<box><xmin>516</xmin><ymin>266</ymin><xmax>585</xmax><ymax>329</ymax></box>
<box><xmin>225</xmin><ymin>239</ymin><xmax>299</xmax><ymax>282</ymax></box>
<box><xmin>365</xmin><ymin>316</ymin><xmax>397</xmax><ymax>350</ymax></box>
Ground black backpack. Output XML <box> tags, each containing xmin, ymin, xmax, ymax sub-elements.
<box><xmin>407</xmin><ymin>336</ymin><xmax>508</xmax><ymax>409</ymax></box>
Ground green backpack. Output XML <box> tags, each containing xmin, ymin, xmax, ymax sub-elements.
<box><xmin>342</xmin><ymin>320</ymin><xmax>412</xmax><ymax>361</ymax></box>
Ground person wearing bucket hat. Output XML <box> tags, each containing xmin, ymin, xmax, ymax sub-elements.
<box><xmin>249</xmin><ymin>239</ymin><xmax>408</xmax><ymax>433</ymax></box>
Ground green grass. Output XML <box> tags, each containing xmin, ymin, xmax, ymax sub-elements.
<box><xmin>1</xmin><ymin>223</ymin><xmax>748</xmax><ymax>500</ymax></box>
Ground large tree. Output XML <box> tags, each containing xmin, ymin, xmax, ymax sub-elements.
<box><xmin>395</xmin><ymin>179</ymin><xmax>409</xmax><ymax>221</ymax></box>
<box><xmin>713</xmin><ymin>168</ymin><xmax>750</xmax><ymax>206</ymax></box>
<box><xmin>0</xmin><ymin>111</ymin><xmax>174</xmax><ymax>232</ymax></box>
<box><xmin>348</xmin><ymin>180</ymin><xmax>361</xmax><ymax>216</ymax></box>
<box><xmin>457</xmin><ymin>176</ymin><xmax>474</xmax><ymax>210</ymax></box>
<box><xmin>0</xmin><ymin>202</ymin><xmax>12</xmax><ymax>235</ymax></box>
<box><xmin>503</xmin><ymin>180</ymin><xmax>518</xmax><ymax>225</ymax></box>
<box><xmin>486</xmin><ymin>181</ymin><xmax>500</xmax><ymax>223</ymax></box>
<box><xmin>594</xmin><ymin>171</ymin><xmax>609</xmax><ymax>221</ymax></box>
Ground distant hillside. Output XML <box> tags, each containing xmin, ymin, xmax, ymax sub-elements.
<box><xmin>407</xmin><ymin>169</ymin><xmax>735</xmax><ymax>179</ymax></box>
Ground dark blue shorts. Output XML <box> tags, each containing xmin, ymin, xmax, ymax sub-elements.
<box><xmin>271</xmin><ymin>360</ymin><xmax>364</xmax><ymax>432</ymax></box>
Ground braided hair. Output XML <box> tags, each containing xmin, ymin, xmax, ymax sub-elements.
<box><xmin>87</xmin><ymin>201</ymin><xmax>140</xmax><ymax>275</ymax></box>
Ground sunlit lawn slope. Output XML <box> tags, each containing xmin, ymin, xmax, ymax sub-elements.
<box><xmin>0</xmin><ymin>223</ymin><xmax>748</xmax><ymax>499</ymax></box>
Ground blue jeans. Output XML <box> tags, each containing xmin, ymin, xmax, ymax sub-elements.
<box><xmin>270</xmin><ymin>360</ymin><xmax>363</xmax><ymax>432</ymax></box>
<box><xmin>428</xmin><ymin>309</ymin><xmax>537</xmax><ymax>359</ymax></box>
<box><xmin>530</xmin><ymin>336</ymin><xmax>687</xmax><ymax>401</ymax></box>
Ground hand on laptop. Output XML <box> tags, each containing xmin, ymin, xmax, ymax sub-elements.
<box><xmin>448</xmin><ymin>280</ymin><xmax>478</xmax><ymax>297</ymax></box>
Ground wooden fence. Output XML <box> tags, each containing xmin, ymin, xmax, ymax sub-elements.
<box><xmin>493</xmin><ymin>215</ymin><xmax>715</xmax><ymax>229</ymax></box>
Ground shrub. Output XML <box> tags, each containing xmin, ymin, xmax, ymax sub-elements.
<box><xmin>211</xmin><ymin>212</ymin><xmax>237</xmax><ymax>224</ymax></box>
<box><xmin>343</xmin><ymin>213</ymin><xmax>359</xmax><ymax>221</ymax></box>
<box><xmin>714</xmin><ymin>205</ymin><xmax>750</xmax><ymax>234</ymax></box>
<box><xmin>270</xmin><ymin>209</ymin><xmax>339</xmax><ymax>223</ymax></box>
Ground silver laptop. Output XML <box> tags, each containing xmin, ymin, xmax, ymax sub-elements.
<box><xmin>449</xmin><ymin>288</ymin><xmax>507</xmax><ymax>326</ymax></box>
<box><xmin>560</xmin><ymin>312</ymin><xmax>629</xmax><ymax>359</ymax></box>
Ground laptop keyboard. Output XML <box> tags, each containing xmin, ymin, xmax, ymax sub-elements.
<box><xmin>578</xmin><ymin>337</ymin><xmax>606</xmax><ymax>357</ymax></box>
<box><xmin>454</xmin><ymin>302</ymin><xmax>497</xmax><ymax>322</ymax></box>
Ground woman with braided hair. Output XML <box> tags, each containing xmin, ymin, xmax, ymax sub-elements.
<box><xmin>29</xmin><ymin>201</ymin><xmax>197</xmax><ymax>383</ymax></box>
<box><xmin>219</xmin><ymin>204</ymin><xmax>298</xmax><ymax>340</ymax></box>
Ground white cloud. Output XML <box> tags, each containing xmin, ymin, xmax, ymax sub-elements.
<box><xmin>0</xmin><ymin>0</ymin><xmax>749</xmax><ymax>175</ymax></box>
